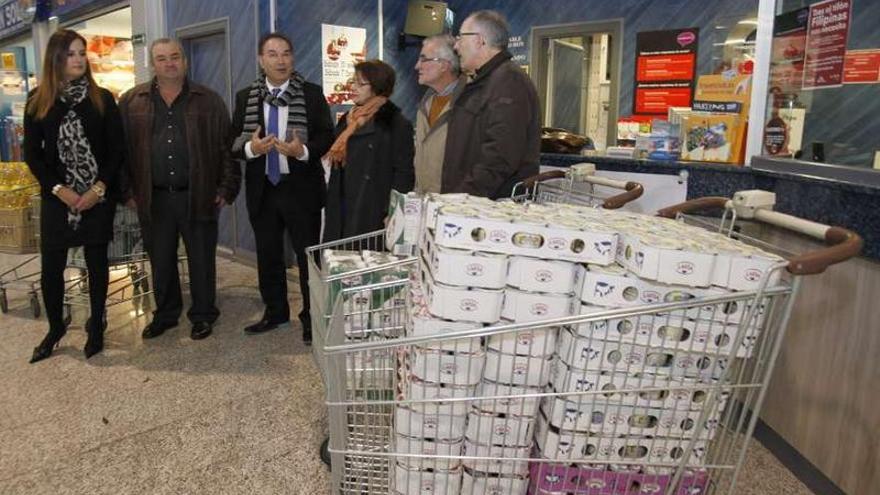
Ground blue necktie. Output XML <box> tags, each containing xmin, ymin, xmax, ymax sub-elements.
<box><xmin>267</xmin><ymin>88</ymin><xmax>281</xmax><ymax>185</ymax></box>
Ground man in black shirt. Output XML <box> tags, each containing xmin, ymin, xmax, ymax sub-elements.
<box><xmin>119</xmin><ymin>38</ymin><xmax>240</xmax><ymax>340</ymax></box>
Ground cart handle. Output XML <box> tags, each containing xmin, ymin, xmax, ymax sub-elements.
<box><xmin>520</xmin><ymin>170</ymin><xmax>644</xmax><ymax>209</ymax></box>
<box><xmin>656</xmin><ymin>197</ymin><xmax>730</xmax><ymax>218</ymax></box>
<box><xmin>656</xmin><ymin>196</ymin><xmax>863</xmax><ymax>275</ymax></box>
<box><xmin>601</xmin><ymin>180</ymin><xmax>644</xmax><ymax>210</ymax></box>
<box><xmin>521</xmin><ymin>170</ymin><xmax>566</xmax><ymax>188</ymax></box>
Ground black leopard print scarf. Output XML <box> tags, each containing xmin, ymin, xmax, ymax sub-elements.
<box><xmin>57</xmin><ymin>77</ymin><xmax>98</xmax><ymax>230</ymax></box>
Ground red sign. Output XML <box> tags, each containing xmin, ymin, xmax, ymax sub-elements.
<box><xmin>633</xmin><ymin>28</ymin><xmax>699</xmax><ymax>115</ymax></box>
<box><xmin>843</xmin><ymin>49</ymin><xmax>880</xmax><ymax>84</ymax></box>
<box><xmin>636</xmin><ymin>54</ymin><xmax>696</xmax><ymax>81</ymax></box>
<box><xmin>634</xmin><ymin>86</ymin><xmax>693</xmax><ymax>114</ymax></box>
<box><xmin>802</xmin><ymin>0</ymin><xmax>851</xmax><ymax>90</ymax></box>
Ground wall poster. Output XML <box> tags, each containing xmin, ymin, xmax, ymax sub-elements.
<box><xmin>769</xmin><ymin>7</ymin><xmax>808</xmax><ymax>94</ymax></box>
<box><xmin>321</xmin><ymin>24</ymin><xmax>367</xmax><ymax>106</ymax></box>
<box><xmin>633</xmin><ymin>28</ymin><xmax>699</xmax><ymax>115</ymax></box>
<box><xmin>843</xmin><ymin>49</ymin><xmax>880</xmax><ymax>84</ymax></box>
<box><xmin>802</xmin><ymin>0</ymin><xmax>851</xmax><ymax>90</ymax></box>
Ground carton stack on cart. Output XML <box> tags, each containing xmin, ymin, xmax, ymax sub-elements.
<box><xmin>392</xmin><ymin>192</ymin><xmax>787</xmax><ymax>495</ymax></box>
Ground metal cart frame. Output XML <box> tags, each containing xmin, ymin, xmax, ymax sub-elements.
<box><xmin>316</xmin><ymin>193</ymin><xmax>860</xmax><ymax>495</ymax></box>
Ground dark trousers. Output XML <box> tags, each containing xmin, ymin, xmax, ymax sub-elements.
<box><xmin>252</xmin><ymin>178</ymin><xmax>320</xmax><ymax>324</ymax></box>
<box><xmin>143</xmin><ymin>190</ymin><xmax>219</xmax><ymax>325</ymax></box>
<box><xmin>41</xmin><ymin>243</ymin><xmax>108</xmax><ymax>335</ymax></box>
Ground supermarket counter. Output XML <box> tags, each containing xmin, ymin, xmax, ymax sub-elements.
<box><xmin>541</xmin><ymin>153</ymin><xmax>880</xmax><ymax>260</ymax></box>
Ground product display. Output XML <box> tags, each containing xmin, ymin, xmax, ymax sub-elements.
<box><xmin>0</xmin><ymin>162</ymin><xmax>38</xmax><ymax>253</ymax></box>
<box><xmin>85</xmin><ymin>35</ymin><xmax>134</xmax><ymax>99</ymax></box>
<box><xmin>383</xmin><ymin>193</ymin><xmax>789</xmax><ymax>494</ymax></box>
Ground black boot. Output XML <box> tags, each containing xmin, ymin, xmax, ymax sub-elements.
<box><xmin>30</xmin><ymin>328</ymin><xmax>66</xmax><ymax>364</ymax></box>
<box><xmin>83</xmin><ymin>317</ymin><xmax>106</xmax><ymax>360</ymax></box>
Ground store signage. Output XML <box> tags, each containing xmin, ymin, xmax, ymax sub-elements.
<box><xmin>802</xmin><ymin>0</ymin><xmax>851</xmax><ymax>90</ymax></box>
<box><xmin>0</xmin><ymin>0</ymin><xmax>35</xmax><ymax>39</ymax></box>
<box><xmin>321</xmin><ymin>24</ymin><xmax>367</xmax><ymax>106</ymax></box>
<box><xmin>843</xmin><ymin>49</ymin><xmax>880</xmax><ymax>84</ymax></box>
<box><xmin>692</xmin><ymin>101</ymin><xmax>741</xmax><ymax>114</ymax></box>
<box><xmin>633</xmin><ymin>28</ymin><xmax>699</xmax><ymax>115</ymax></box>
<box><xmin>769</xmin><ymin>7</ymin><xmax>808</xmax><ymax>94</ymax></box>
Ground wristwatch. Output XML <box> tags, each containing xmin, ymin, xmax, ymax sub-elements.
<box><xmin>91</xmin><ymin>182</ymin><xmax>106</xmax><ymax>198</ymax></box>
<box><xmin>51</xmin><ymin>184</ymin><xmax>63</xmax><ymax>196</ymax></box>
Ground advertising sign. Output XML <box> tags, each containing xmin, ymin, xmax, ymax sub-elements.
<box><xmin>843</xmin><ymin>49</ymin><xmax>880</xmax><ymax>84</ymax></box>
<box><xmin>802</xmin><ymin>0</ymin><xmax>851</xmax><ymax>90</ymax></box>
<box><xmin>321</xmin><ymin>24</ymin><xmax>367</xmax><ymax>106</ymax></box>
<box><xmin>633</xmin><ymin>28</ymin><xmax>699</xmax><ymax>115</ymax></box>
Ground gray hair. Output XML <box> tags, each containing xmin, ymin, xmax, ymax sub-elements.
<box><xmin>466</xmin><ymin>10</ymin><xmax>509</xmax><ymax>50</ymax></box>
<box><xmin>148</xmin><ymin>38</ymin><xmax>186</xmax><ymax>67</ymax></box>
<box><xmin>424</xmin><ymin>34</ymin><xmax>460</xmax><ymax>75</ymax></box>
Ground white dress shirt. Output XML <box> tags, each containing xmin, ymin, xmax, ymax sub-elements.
<box><xmin>244</xmin><ymin>78</ymin><xmax>309</xmax><ymax>174</ymax></box>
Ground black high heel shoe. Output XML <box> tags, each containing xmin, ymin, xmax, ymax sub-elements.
<box><xmin>83</xmin><ymin>317</ymin><xmax>105</xmax><ymax>360</ymax></box>
<box><xmin>83</xmin><ymin>335</ymin><xmax>103</xmax><ymax>359</ymax></box>
<box><xmin>29</xmin><ymin>330</ymin><xmax>66</xmax><ymax>364</ymax></box>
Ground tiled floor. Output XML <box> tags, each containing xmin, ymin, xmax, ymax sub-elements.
<box><xmin>0</xmin><ymin>254</ymin><xmax>813</xmax><ymax>494</ymax></box>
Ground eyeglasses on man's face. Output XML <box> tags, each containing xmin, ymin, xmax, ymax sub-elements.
<box><xmin>417</xmin><ymin>55</ymin><xmax>444</xmax><ymax>63</ymax></box>
<box><xmin>455</xmin><ymin>32</ymin><xmax>480</xmax><ymax>42</ymax></box>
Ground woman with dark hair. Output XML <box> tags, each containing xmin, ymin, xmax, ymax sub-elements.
<box><xmin>24</xmin><ymin>29</ymin><xmax>124</xmax><ymax>362</ymax></box>
<box><xmin>323</xmin><ymin>59</ymin><xmax>414</xmax><ymax>240</ymax></box>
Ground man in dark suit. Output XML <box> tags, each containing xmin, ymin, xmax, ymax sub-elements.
<box><xmin>231</xmin><ymin>33</ymin><xmax>334</xmax><ymax>344</ymax></box>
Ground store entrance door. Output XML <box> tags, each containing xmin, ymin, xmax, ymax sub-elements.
<box><xmin>176</xmin><ymin>20</ymin><xmax>242</xmax><ymax>257</ymax></box>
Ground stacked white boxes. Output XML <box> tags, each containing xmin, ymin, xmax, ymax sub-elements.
<box><xmin>385</xmin><ymin>193</ymin><xmax>784</xmax><ymax>494</ymax></box>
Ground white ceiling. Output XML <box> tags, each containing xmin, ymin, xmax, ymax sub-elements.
<box><xmin>69</xmin><ymin>7</ymin><xmax>132</xmax><ymax>39</ymax></box>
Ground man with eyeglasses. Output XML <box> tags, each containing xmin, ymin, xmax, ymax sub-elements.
<box><xmin>445</xmin><ymin>10</ymin><xmax>540</xmax><ymax>199</ymax></box>
<box><xmin>414</xmin><ymin>34</ymin><xmax>466</xmax><ymax>194</ymax></box>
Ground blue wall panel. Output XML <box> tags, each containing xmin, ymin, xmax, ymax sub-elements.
<box><xmin>165</xmin><ymin>0</ymin><xmax>260</xmax><ymax>254</ymax></box>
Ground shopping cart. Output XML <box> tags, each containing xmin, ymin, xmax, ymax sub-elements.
<box><xmin>317</xmin><ymin>191</ymin><xmax>860</xmax><ymax>495</ymax></box>
<box><xmin>510</xmin><ymin>163</ymin><xmax>644</xmax><ymax>209</ymax></box>
<box><xmin>62</xmin><ymin>204</ymin><xmax>154</xmax><ymax>325</ymax></box>
<box><xmin>0</xmin><ymin>185</ymin><xmax>41</xmax><ymax>315</ymax></box>
<box><xmin>306</xmin><ymin>230</ymin><xmax>419</xmax><ymax>471</ymax></box>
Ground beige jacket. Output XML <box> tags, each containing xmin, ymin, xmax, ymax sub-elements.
<box><xmin>414</xmin><ymin>76</ymin><xmax>466</xmax><ymax>193</ymax></box>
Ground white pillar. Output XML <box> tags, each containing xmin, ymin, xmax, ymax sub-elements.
<box><xmin>131</xmin><ymin>0</ymin><xmax>166</xmax><ymax>84</ymax></box>
<box><xmin>744</xmin><ymin>0</ymin><xmax>777</xmax><ymax>165</ymax></box>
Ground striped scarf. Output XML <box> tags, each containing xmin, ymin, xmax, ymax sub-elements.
<box><xmin>233</xmin><ymin>73</ymin><xmax>309</xmax><ymax>153</ymax></box>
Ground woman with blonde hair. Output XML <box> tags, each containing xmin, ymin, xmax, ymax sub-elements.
<box><xmin>24</xmin><ymin>29</ymin><xmax>124</xmax><ymax>362</ymax></box>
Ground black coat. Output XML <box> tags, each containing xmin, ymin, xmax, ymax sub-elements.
<box><xmin>231</xmin><ymin>81</ymin><xmax>334</xmax><ymax>221</ymax></box>
<box><xmin>442</xmin><ymin>51</ymin><xmax>540</xmax><ymax>199</ymax></box>
<box><xmin>23</xmin><ymin>88</ymin><xmax>124</xmax><ymax>249</ymax></box>
<box><xmin>324</xmin><ymin>101</ymin><xmax>415</xmax><ymax>241</ymax></box>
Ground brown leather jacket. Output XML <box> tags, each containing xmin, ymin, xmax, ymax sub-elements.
<box><xmin>118</xmin><ymin>79</ymin><xmax>240</xmax><ymax>222</ymax></box>
<box><xmin>442</xmin><ymin>51</ymin><xmax>540</xmax><ymax>199</ymax></box>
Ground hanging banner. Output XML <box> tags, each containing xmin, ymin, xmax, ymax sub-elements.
<box><xmin>633</xmin><ymin>28</ymin><xmax>699</xmax><ymax>115</ymax></box>
<box><xmin>321</xmin><ymin>24</ymin><xmax>367</xmax><ymax>106</ymax></box>
<box><xmin>802</xmin><ymin>0</ymin><xmax>851</xmax><ymax>90</ymax></box>
<box><xmin>843</xmin><ymin>49</ymin><xmax>880</xmax><ymax>84</ymax></box>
